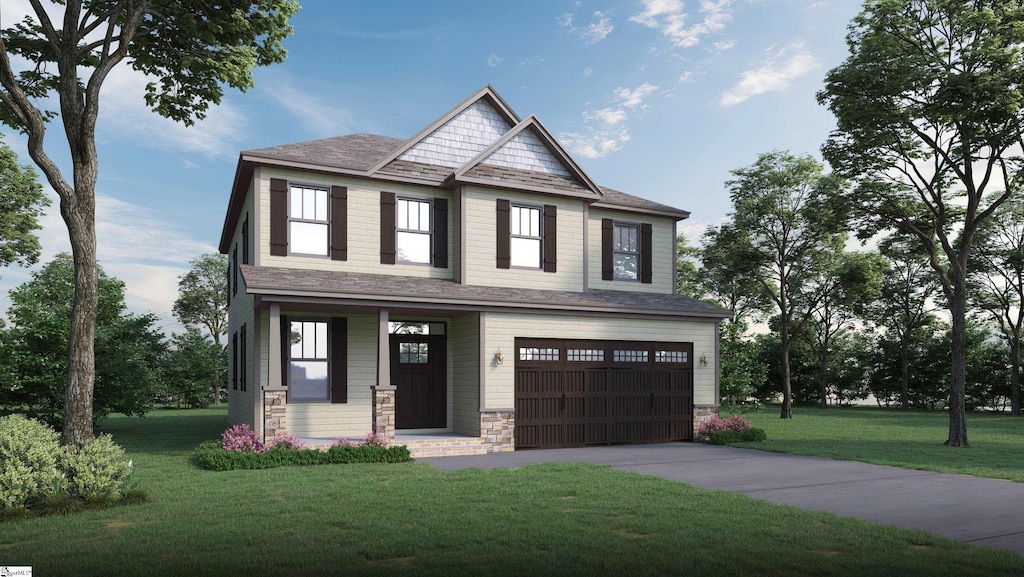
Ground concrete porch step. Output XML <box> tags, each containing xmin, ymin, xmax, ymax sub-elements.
<box><xmin>399</xmin><ymin>437</ymin><xmax>489</xmax><ymax>458</ymax></box>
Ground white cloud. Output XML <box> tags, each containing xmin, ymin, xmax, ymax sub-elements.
<box><xmin>678</xmin><ymin>71</ymin><xmax>694</xmax><ymax>84</ymax></box>
<box><xmin>98</xmin><ymin>64</ymin><xmax>246</xmax><ymax>159</ymax></box>
<box><xmin>713</xmin><ymin>40</ymin><xmax>736</xmax><ymax>52</ymax></box>
<box><xmin>583</xmin><ymin>67</ymin><xmax>593</xmax><ymax>77</ymax></box>
<box><xmin>487</xmin><ymin>54</ymin><xmax>503</xmax><ymax>67</ymax></box>
<box><xmin>560</xmin><ymin>10</ymin><xmax>614</xmax><ymax>45</ymax></box>
<box><xmin>630</xmin><ymin>0</ymin><xmax>733</xmax><ymax>49</ymax></box>
<box><xmin>613</xmin><ymin>83</ymin><xmax>659</xmax><ymax>108</ymax></box>
<box><xmin>720</xmin><ymin>43</ymin><xmax>820</xmax><ymax>106</ymax></box>
<box><xmin>263</xmin><ymin>74</ymin><xmax>355</xmax><ymax>137</ymax></box>
<box><xmin>561</xmin><ymin>83</ymin><xmax>658</xmax><ymax>159</ymax></box>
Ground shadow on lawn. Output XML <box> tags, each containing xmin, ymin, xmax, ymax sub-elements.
<box><xmin>97</xmin><ymin>407</ymin><xmax>227</xmax><ymax>455</ymax></box>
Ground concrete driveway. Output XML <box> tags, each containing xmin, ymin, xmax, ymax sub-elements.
<box><xmin>421</xmin><ymin>443</ymin><xmax>1024</xmax><ymax>556</ymax></box>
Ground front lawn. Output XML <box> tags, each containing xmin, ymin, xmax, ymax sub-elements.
<box><xmin>737</xmin><ymin>405</ymin><xmax>1024</xmax><ymax>482</ymax></box>
<box><xmin>2</xmin><ymin>407</ymin><xmax>1021</xmax><ymax>576</ymax></box>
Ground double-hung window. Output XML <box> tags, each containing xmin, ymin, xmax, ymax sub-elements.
<box><xmin>397</xmin><ymin>198</ymin><xmax>432</xmax><ymax>264</ymax></box>
<box><xmin>510</xmin><ymin>205</ymin><xmax>542</xmax><ymax>268</ymax></box>
<box><xmin>288</xmin><ymin>320</ymin><xmax>329</xmax><ymax>401</ymax></box>
<box><xmin>613</xmin><ymin>223</ymin><xmax>640</xmax><ymax>281</ymax></box>
<box><xmin>289</xmin><ymin>185</ymin><xmax>329</xmax><ymax>256</ymax></box>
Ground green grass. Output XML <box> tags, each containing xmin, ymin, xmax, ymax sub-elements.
<box><xmin>735</xmin><ymin>405</ymin><xmax>1024</xmax><ymax>482</ymax></box>
<box><xmin>2</xmin><ymin>407</ymin><xmax>1022</xmax><ymax>576</ymax></box>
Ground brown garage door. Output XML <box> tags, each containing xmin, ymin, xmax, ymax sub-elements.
<box><xmin>514</xmin><ymin>338</ymin><xmax>694</xmax><ymax>450</ymax></box>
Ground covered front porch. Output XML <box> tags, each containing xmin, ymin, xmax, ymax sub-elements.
<box><xmin>255</xmin><ymin>300</ymin><xmax>514</xmax><ymax>456</ymax></box>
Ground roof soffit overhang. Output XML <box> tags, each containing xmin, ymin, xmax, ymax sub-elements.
<box><xmin>449</xmin><ymin>115</ymin><xmax>604</xmax><ymax>200</ymax></box>
<box><xmin>219</xmin><ymin>157</ymin><xmax>255</xmax><ymax>254</ymax></box>
<box><xmin>366</xmin><ymin>85</ymin><xmax>521</xmax><ymax>176</ymax></box>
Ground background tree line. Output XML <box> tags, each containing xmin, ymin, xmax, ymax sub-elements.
<box><xmin>0</xmin><ymin>252</ymin><xmax>228</xmax><ymax>429</ymax></box>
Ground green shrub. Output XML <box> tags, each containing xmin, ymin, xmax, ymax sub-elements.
<box><xmin>193</xmin><ymin>441</ymin><xmax>412</xmax><ymax>471</ymax></box>
<box><xmin>59</xmin><ymin>434</ymin><xmax>134</xmax><ymax>500</ymax></box>
<box><xmin>0</xmin><ymin>414</ymin><xmax>63</xmax><ymax>509</ymax></box>
<box><xmin>708</xmin><ymin>427</ymin><xmax>767</xmax><ymax>445</ymax></box>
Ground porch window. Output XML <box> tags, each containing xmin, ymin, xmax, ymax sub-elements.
<box><xmin>288</xmin><ymin>320</ymin><xmax>329</xmax><ymax>401</ymax></box>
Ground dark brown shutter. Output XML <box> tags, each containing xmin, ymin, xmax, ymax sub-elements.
<box><xmin>232</xmin><ymin>331</ymin><xmax>238</xmax><ymax>390</ymax></box>
<box><xmin>270</xmin><ymin>178</ymin><xmax>288</xmax><ymax>256</ymax></box>
<box><xmin>641</xmin><ymin>223</ymin><xmax>653</xmax><ymax>284</ymax></box>
<box><xmin>232</xmin><ymin>245</ymin><xmax>238</xmax><ymax>295</ymax></box>
<box><xmin>433</xmin><ymin>197</ymin><xmax>448</xmax><ymax>269</ymax></box>
<box><xmin>242</xmin><ymin>213</ymin><xmax>250</xmax><ymax>264</ymax></box>
<box><xmin>226</xmin><ymin>262</ymin><xmax>231</xmax><ymax>305</ymax></box>
<box><xmin>330</xmin><ymin>186</ymin><xmax>348</xmax><ymax>261</ymax></box>
<box><xmin>602</xmin><ymin>218</ymin><xmax>614</xmax><ymax>280</ymax></box>
<box><xmin>240</xmin><ymin>324</ymin><xmax>247</xmax><ymax>392</ymax></box>
<box><xmin>496</xmin><ymin>199</ymin><xmax>510</xmax><ymax>269</ymax></box>
<box><xmin>330</xmin><ymin>317</ymin><xmax>348</xmax><ymax>403</ymax></box>
<box><xmin>543</xmin><ymin>205</ymin><xmax>557</xmax><ymax>273</ymax></box>
<box><xmin>280</xmin><ymin>315</ymin><xmax>289</xmax><ymax>389</ymax></box>
<box><xmin>381</xmin><ymin>192</ymin><xmax>396</xmax><ymax>264</ymax></box>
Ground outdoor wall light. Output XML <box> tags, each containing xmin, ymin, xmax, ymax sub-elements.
<box><xmin>699</xmin><ymin>353</ymin><xmax>708</xmax><ymax>367</ymax></box>
<box><xmin>494</xmin><ymin>349</ymin><xmax>504</xmax><ymax>365</ymax></box>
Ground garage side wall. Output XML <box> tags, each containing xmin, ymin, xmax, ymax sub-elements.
<box><xmin>480</xmin><ymin>313</ymin><xmax>719</xmax><ymax>409</ymax></box>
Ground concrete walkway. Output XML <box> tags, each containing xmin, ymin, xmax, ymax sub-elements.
<box><xmin>421</xmin><ymin>443</ymin><xmax>1024</xmax><ymax>555</ymax></box>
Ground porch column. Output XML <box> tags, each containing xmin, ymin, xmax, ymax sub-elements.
<box><xmin>374</xmin><ymin>308</ymin><xmax>396</xmax><ymax>442</ymax></box>
<box><xmin>263</xmin><ymin>304</ymin><xmax>287</xmax><ymax>441</ymax></box>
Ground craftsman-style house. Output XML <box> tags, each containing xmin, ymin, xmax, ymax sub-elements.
<box><xmin>219</xmin><ymin>86</ymin><xmax>730</xmax><ymax>457</ymax></box>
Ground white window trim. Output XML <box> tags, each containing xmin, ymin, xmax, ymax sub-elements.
<box><xmin>612</xmin><ymin>221</ymin><xmax>641</xmax><ymax>282</ymax></box>
<box><xmin>510</xmin><ymin>203</ymin><xmax>543</xmax><ymax>270</ymax></box>
<box><xmin>396</xmin><ymin>197</ymin><xmax>433</xmax><ymax>265</ymax></box>
<box><xmin>286</xmin><ymin>318</ymin><xmax>331</xmax><ymax>403</ymax></box>
<box><xmin>288</xmin><ymin>184</ymin><xmax>330</xmax><ymax>257</ymax></box>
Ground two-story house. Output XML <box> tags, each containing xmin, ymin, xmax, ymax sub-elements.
<box><xmin>219</xmin><ymin>86</ymin><xmax>731</xmax><ymax>457</ymax></box>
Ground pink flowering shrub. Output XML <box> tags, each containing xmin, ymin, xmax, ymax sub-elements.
<box><xmin>332</xmin><ymin>437</ymin><xmax>355</xmax><ymax>448</ymax></box>
<box><xmin>697</xmin><ymin>414</ymin><xmax>752</xmax><ymax>438</ymax></box>
<box><xmin>221</xmin><ymin>424</ymin><xmax>265</xmax><ymax>453</ymax></box>
<box><xmin>271</xmin><ymin>432</ymin><xmax>307</xmax><ymax>450</ymax></box>
<box><xmin>360</xmin><ymin>432</ymin><xmax>388</xmax><ymax>447</ymax></box>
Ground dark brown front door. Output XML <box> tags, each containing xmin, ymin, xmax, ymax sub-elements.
<box><xmin>515</xmin><ymin>339</ymin><xmax>693</xmax><ymax>449</ymax></box>
<box><xmin>391</xmin><ymin>335</ymin><xmax>446</xmax><ymax>429</ymax></box>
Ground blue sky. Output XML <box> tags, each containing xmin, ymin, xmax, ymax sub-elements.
<box><xmin>0</xmin><ymin>0</ymin><xmax>862</xmax><ymax>331</ymax></box>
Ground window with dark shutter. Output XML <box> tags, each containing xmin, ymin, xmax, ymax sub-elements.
<box><xmin>640</xmin><ymin>223</ymin><xmax>653</xmax><ymax>284</ymax></box>
<box><xmin>280</xmin><ymin>315</ymin><xmax>289</xmax><ymax>388</ymax></box>
<box><xmin>240</xmin><ymin>324</ymin><xmax>247</xmax><ymax>392</ymax></box>
<box><xmin>601</xmin><ymin>218</ymin><xmax>614</xmax><ymax>280</ymax></box>
<box><xmin>231</xmin><ymin>331</ymin><xmax>238</xmax><ymax>390</ymax></box>
<box><xmin>232</xmin><ymin>245</ymin><xmax>238</xmax><ymax>296</ymax></box>
<box><xmin>433</xmin><ymin>198</ymin><xmax>448</xmax><ymax>269</ymax></box>
<box><xmin>496</xmin><ymin>199</ymin><xmax>510</xmax><ymax>269</ymax></box>
<box><xmin>242</xmin><ymin>213</ymin><xmax>249</xmax><ymax>265</ymax></box>
<box><xmin>331</xmin><ymin>318</ymin><xmax>348</xmax><ymax>403</ymax></box>
<box><xmin>330</xmin><ymin>186</ymin><xmax>348</xmax><ymax>261</ymax></box>
<box><xmin>381</xmin><ymin>192</ymin><xmax>396</xmax><ymax>264</ymax></box>
<box><xmin>543</xmin><ymin>205</ymin><xmax>557</xmax><ymax>273</ymax></box>
<box><xmin>270</xmin><ymin>178</ymin><xmax>288</xmax><ymax>256</ymax></box>
<box><xmin>226</xmin><ymin>261</ymin><xmax>231</xmax><ymax>306</ymax></box>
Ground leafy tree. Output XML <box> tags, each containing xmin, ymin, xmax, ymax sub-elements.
<box><xmin>1</xmin><ymin>253</ymin><xmax>165</xmax><ymax>429</ymax></box>
<box><xmin>827</xmin><ymin>331</ymin><xmax>874</xmax><ymax>406</ymax></box>
<box><xmin>698</xmin><ymin>223</ymin><xmax>769</xmax><ymax>325</ymax></box>
<box><xmin>0</xmin><ymin>1</ymin><xmax>298</xmax><ymax>445</ymax></box>
<box><xmin>802</xmin><ymin>251</ymin><xmax>883</xmax><ymax>408</ymax></box>
<box><xmin>724</xmin><ymin>151</ymin><xmax>847</xmax><ymax>418</ymax></box>
<box><xmin>0</xmin><ymin>139</ymin><xmax>48</xmax><ymax>272</ymax></box>
<box><xmin>969</xmin><ymin>194</ymin><xmax>1024</xmax><ymax>415</ymax></box>
<box><xmin>865</xmin><ymin>235</ymin><xmax>941</xmax><ymax>411</ymax></box>
<box><xmin>818</xmin><ymin>0</ymin><xmax>1024</xmax><ymax>446</ymax></box>
<box><xmin>718</xmin><ymin>320</ymin><xmax>767</xmax><ymax>405</ymax></box>
<box><xmin>675</xmin><ymin>233</ymin><xmax>702</xmax><ymax>298</ymax></box>
<box><xmin>162</xmin><ymin>329</ymin><xmax>225</xmax><ymax>409</ymax></box>
<box><xmin>173</xmin><ymin>252</ymin><xmax>228</xmax><ymax>403</ymax></box>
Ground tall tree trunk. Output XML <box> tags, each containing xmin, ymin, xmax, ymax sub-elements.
<box><xmin>900</xmin><ymin>332</ymin><xmax>910</xmax><ymax>412</ymax></box>
<box><xmin>780</xmin><ymin>315</ymin><xmax>793</xmax><ymax>419</ymax></box>
<box><xmin>1011</xmin><ymin>339</ymin><xmax>1020</xmax><ymax>416</ymax></box>
<box><xmin>60</xmin><ymin>195</ymin><xmax>98</xmax><ymax>447</ymax></box>
<box><xmin>819</xmin><ymin>340</ymin><xmax>828</xmax><ymax>409</ymax></box>
<box><xmin>945</xmin><ymin>286</ymin><xmax>969</xmax><ymax>447</ymax></box>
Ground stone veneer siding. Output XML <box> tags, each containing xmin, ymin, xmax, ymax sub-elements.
<box><xmin>264</xmin><ymin>391</ymin><xmax>287</xmax><ymax>441</ymax></box>
<box><xmin>480</xmin><ymin>410</ymin><xmax>514</xmax><ymax>452</ymax></box>
<box><xmin>373</xmin><ymin>386</ymin><xmax>396</xmax><ymax>443</ymax></box>
<box><xmin>693</xmin><ymin>404</ymin><xmax>720</xmax><ymax>438</ymax></box>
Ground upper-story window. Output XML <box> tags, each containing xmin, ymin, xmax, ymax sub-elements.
<box><xmin>613</xmin><ymin>223</ymin><xmax>640</xmax><ymax>281</ymax></box>
<box><xmin>510</xmin><ymin>205</ymin><xmax>541</xmax><ymax>268</ymax></box>
<box><xmin>397</xmin><ymin>198</ymin><xmax>432</xmax><ymax>264</ymax></box>
<box><xmin>289</xmin><ymin>185</ymin><xmax>329</xmax><ymax>256</ymax></box>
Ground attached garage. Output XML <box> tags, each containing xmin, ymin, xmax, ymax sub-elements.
<box><xmin>514</xmin><ymin>338</ymin><xmax>694</xmax><ymax>449</ymax></box>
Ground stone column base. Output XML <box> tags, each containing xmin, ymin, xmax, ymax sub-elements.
<box><xmin>694</xmin><ymin>405</ymin><xmax>719</xmax><ymax>438</ymax></box>
<box><xmin>264</xmin><ymin>390</ymin><xmax>287</xmax><ymax>442</ymax></box>
<box><xmin>480</xmin><ymin>410</ymin><xmax>514</xmax><ymax>452</ymax></box>
<box><xmin>373</xmin><ymin>386</ymin><xmax>396</xmax><ymax>444</ymax></box>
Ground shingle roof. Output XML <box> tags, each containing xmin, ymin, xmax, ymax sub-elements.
<box><xmin>245</xmin><ymin>133</ymin><xmax>405</xmax><ymax>171</ymax></box>
<box><xmin>241</xmin><ymin>265</ymin><xmax>732</xmax><ymax>319</ymax></box>
<box><xmin>243</xmin><ymin>133</ymin><xmax>688</xmax><ymax>216</ymax></box>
